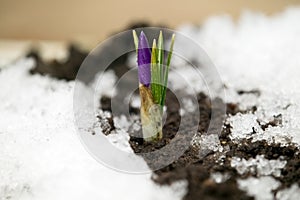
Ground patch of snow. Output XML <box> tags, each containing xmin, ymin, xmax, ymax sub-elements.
<box><xmin>210</xmin><ymin>172</ymin><xmax>230</xmax><ymax>184</ymax></box>
<box><xmin>168</xmin><ymin>67</ymin><xmax>209</xmax><ymax>96</ymax></box>
<box><xmin>192</xmin><ymin>134</ymin><xmax>223</xmax><ymax>157</ymax></box>
<box><xmin>238</xmin><ymin>176</ymin><xmax>280</xmax><ymax>200</ymax></box>
<box><xmin>276</xmin><ymin>184</ymin><xmax>300</xmax><ymax>200</ymax></box>
<box><xmin>114</xmin><ymin>115</ymin><xmax>132</xmax><ymax>131</ymax></box>
<box><xmin>176</xmin><ymin>7</ymin><xmax>300</xmax><ymax>147</ymax></box>
<box><xmin>93</xmin><ymin>70</ymin><xmax>117</xmax><ymax>99</ymax></box>
<box><xmin>106</xmin><ymin>129</ymin><xmax>133</xmax><ymax>153</ymax></box>
<box><xmin>252</xmin><ymin>126</ymin><xmax>293</xmax><ymax>146</ymax></box>
<box><xmin>130</xmin><ymin>95</ymin><xmax>141</xmax><ymax>108</ymax></box>
<box><xmin>227</xmin><ymin>113</ymin><xmax>262</xmax><ymax>140</ymax></box>
<box><xmin>182</xmin><ymin>98</ymin><xmax>196</xmax><ymax>113</ymax></box>
<box><xmin>0</xmin><ymin>58</ymin><xmax>186</xmax><ymax>200</ymax></box>
<box><xmin>231</xmin><ymin>155</ymin><xmax>287</xmax><ymax>177</ymax></box>
<box><xmin>179</xmin><ymin>108</ymin><xmax>186</xmax><ymax>116</ymax></box>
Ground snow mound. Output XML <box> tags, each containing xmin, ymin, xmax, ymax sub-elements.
<box><xmin>0</xmin><ymin>59</ymin><xmax>187</xmax><ymax>200</ymax></box>
<box><xmin>238</xmin><ymin>176</ymin><xmax>281</xmax><ymax>200</ymax></box>
<box><xmin>174</xmin><ymin>7</ymin><xmax>300</xmax><ymax>199</ymax></box>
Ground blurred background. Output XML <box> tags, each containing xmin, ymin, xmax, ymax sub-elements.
<box><xmin>1</xmin><ymin>0</ymin><xmax>300</xmax><ymax>68</ymax></box>
<box><xmin>1</xmin><ymin>0</ymin><xmax>300</xmax><ymax>44</ymax></box>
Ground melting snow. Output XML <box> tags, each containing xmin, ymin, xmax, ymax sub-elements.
<box><xmin>231</xmin><ymin>155</ymin><xmax>287</xmax><ymax>177</ymax></box>
<box><xmin>238</xmin><ymin>176</ymin><xmax>281</xmax><ymax>200</ymax></box>
<box><xmin>276</xmin><ymin>184</ymin><xmax>300</xmax><ymax>200</ymax></box>
<box><xmin>0</xmin><ymin>59</ymin><xmax>187</xmax><ymax>200</ymax></box>
<box><xmin>1</xmin><ymin>6</ymin><xmax>300</xmax><ymax>200</ymax></box>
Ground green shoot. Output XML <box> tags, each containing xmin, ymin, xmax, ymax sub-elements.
<box><xmin>151</xmin><ymin>39</ymin><xmax>160</xmax><ymax>104</ymax></box>
<box><xmin>161</xmin><ymin>34</ymin><xmax>176</xmax><ymax>106</ymax></box>
<box><xmin>133</xmin><ymin>30</ymin><xmax>175</xmax><ymax>141</ymax></box>
<box><xmin>132</xmin><ymin>30</ymin><xmax>139</xmax><ymax>53</ymax></box>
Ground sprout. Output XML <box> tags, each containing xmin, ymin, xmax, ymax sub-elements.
<box><xmin>137</xmin><ymin>31</ymin><xmax>151</xmax><ymax>87</ymax></box>
<box><xmin>133</xmin><ymin>30</ymin><xmax>175</xmax><ymax>141</ymax></box>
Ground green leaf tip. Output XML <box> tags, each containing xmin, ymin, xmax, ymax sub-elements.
<box><xmin>167</xmin><ymin>34</ymin><xmax>175</xmax><ymax>67</ymax></box>
<box><xmin>156</xmin><ymin>31</ymin><xmax>164</xmax><ymax>106</ymax></box>
<box><xmin>151</xmin><ymin>39</ymin><xmax>160</xmax><ymax>105</ymax></box>
<box><xmin>161</xmin><ymin>33</ymin><xmax>176</xmax><ymax>106</ymax></box>
<box><xmin>157</xmin><ymin>31</ymin><xmax>164</xmax><ymax>64</ymax></box>
<box><xmin>132</xmin><ymin>30</ymin><xmax>139</xmax><ymax>53</ymax></box>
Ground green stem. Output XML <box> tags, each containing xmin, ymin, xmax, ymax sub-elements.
<box><xmin>157</xmin><ymin>31</ymin><xmax>164</xmax><ymax>106</ymax></box>
<box><xmin>161</xmin><ymin>34</ymin><xmax>175</xmax><ymax>106</ymax></box>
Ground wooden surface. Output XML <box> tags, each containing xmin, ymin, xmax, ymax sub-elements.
<box><xmin>0</xmin><ymin>0</ymin><xmax>299</xmax><ymax>42</ymax></box>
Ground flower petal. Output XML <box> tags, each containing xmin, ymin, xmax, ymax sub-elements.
<box><xmin>138</xmin><ymin>31</ymin><xmax>151</xmax><ymax>87</ymax></box>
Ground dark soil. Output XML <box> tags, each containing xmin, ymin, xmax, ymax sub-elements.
<box><xmin>128</xmin><ymin>92</ymin><xmax>255</xmax><ymax>200</ymax></box>
<box><xmin>27</xmin><ymin>22</ymin><xmax>159</xmax><ymax>82</ymax></box>
<box><xmin>27</xmin><ymin>45</ymin><xmax>87</xmax><ymax>81</ymax></box>
<box><xmin>237</xmin><ymin>89</ymin><xmax>261</xmax><ymax>96</ymax></box>
<box><xmin>99</xmin><ymin>90</ymin><xmax>300</xmax><ymax>200</ymax></box>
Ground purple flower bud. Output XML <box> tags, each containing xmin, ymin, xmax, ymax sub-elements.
<box><xmin>138</xmin><ymin>31</ymin><xmax>151</xmax><ymax>87</ymax></box>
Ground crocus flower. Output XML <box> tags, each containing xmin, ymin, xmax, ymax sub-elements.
<box><xmin>137</xmin><ymin>31</ymin><xmax>151</xmax><ymax>87</ymax></box>
<box><xmin>133</xmin><ymin>30</ymin><xmax>175</xmax><ymax>141</ymax></box>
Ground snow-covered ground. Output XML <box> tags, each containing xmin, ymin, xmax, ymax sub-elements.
<box><xmin>0</xmin><ymin>59</ymin><xmax>187</xmax><ymax>200</ymax></box>
<box><xmin>1</xmin><ymin>6</ymin><xmax>300</xmax><ymax>200</ymax></box>
<box><xmin>175</xmin><ymin>7</ymin><xmax>300</xmax><ymax>199</ymax></box>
